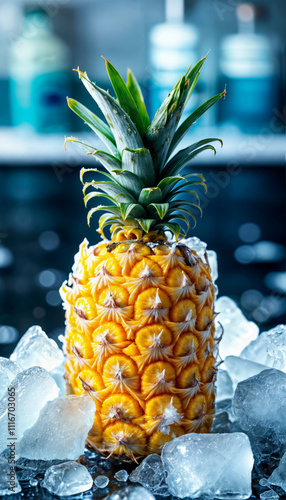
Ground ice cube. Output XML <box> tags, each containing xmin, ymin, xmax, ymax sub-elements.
<box><xmin>260</xmin><ymin>490</ymin><xmax>279</xmax><ymax>500</ymax></box>
<box><xmin>241</xmin><ymin>324</ymin><xmax>286</xmax><ymax>373</ymax></box>
<box><xmin>0</xmin><ymin>457</ymin><xmax>21</xmax><ymax>496</ymax></box>
<box><xmin>232</xmin><ymin>369</ymin><xmax>286</xmax><ymax>444</ymax></box>
<box><xmin>10</xmin><ymin>325</ymin><xmax>64</xmax><ymax>371</ymax></box>
<box><xmin>94</xmin><ymin>475</ymin><xmax>109</xmax><ymax>488</ymax></box>
<box><xmin>215</xmin><ymin>296</ymin><xmax>259</xmax><ymax>360</ymax></box>
<box><xmin>215</xmin><ymin>369</ymin><xmax>234</xmax><ymax>402</ymax></box>
<box><xmin>183</xmin><ymin>236</ymin><xmax>207</xmax><ymax>259</ymax></box>
<box><xmin>114</xmin><ymin>470</ymin><xmax>129</xmax><ymax>482</ymax></box>
<box><xmin>41</xmin><ymin>461</ymin><xmax>93</xmax><ymax>496</ymax></box>
<box><xmin>0</xmin><ymin>357</ymin><xmax>21</xmax><ymax>400</ymax></box>
<box><xmin>129</xmin><ymin>454</ymin><xmax>168</xmax><ymax>496</ymax></box>
<box><xmin>268</xmin><ymin>451</ymin><xmax>286</xmax><ymax>492</ymax></box>
<box><xmin>29</xmin><ymin>479</ymin><xmax>38</xmax><ymax>487</ymax></box>
<box><xmin>107</xmin><ymin>486</ymin><xmax>156</xmax><ymax>500</ymax></box>
<box><xmin>0</xmin><ymin>366</ymin><xmax>59</xmax><ymax>453</ymax></box>
<box><xmin>207</xmin><ymin>250</ymin><xmax>218</xmax><ymax>282</ymax></box>
<box><xmin>50</xmin><ymin>360</ymin><xmax>66</xmax><ymax>396</ymax></box>
<box><xmin>224</xmin><ymin>356</ymin><xmax>270</xmax><ymax>389</ymax></box>
<box><xmin>161</xmin><ymin>432</ymin><xmax>254</xmax><ymax>499</ymax></box>
<box><xmin>17</xmin><ymin>395</ymin><xmax>95</xmax><ymax>460</ymax></box>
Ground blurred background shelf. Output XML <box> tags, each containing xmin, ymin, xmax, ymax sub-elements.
<box><xmin>0</xmin><ymin>128</ymin><xmax>285</xmax><ymax>166</ymax></box>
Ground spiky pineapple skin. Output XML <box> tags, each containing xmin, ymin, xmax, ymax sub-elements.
<box><xmin>61</xmin><ymin>238</ymin><xmax>217</xmax><ymax>461</ymax></box>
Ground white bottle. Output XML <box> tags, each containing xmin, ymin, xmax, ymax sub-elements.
<box><xmin>9</xmin><ymin>8</ymin><xmax>71</xmax><ymax>133</ymax></box>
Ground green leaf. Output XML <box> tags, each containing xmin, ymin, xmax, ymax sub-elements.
<box><xmin>144</xmin><ymin>55</ymin><xmax>208</xmax><ymax>172</ymax></box>
<box><xmin>136</xmin><ymin>219</ymin><xmax>156</xmax><ymax>233</ymax></box>
<box><xmin>157</xmin><ymin>176</ymin><xmax>186</xmax><ymax>198</ymax></box>
<box><xmin>66</xmin><ymin>142</ymin><xmax>122</xmax><ymax>175</ymax></box>
<box><xmin>84</xmin><ymin>204</ymin><xmax>121</xmax><ymax>217</ymax></box>
<box><xmin>67</xmin><ymin>99</ymin><xmax>119</xmax><ymax>158</ymax></box>
<box><xmin>75</xmin><ymin>69</ymin><xmax>144</xmax><ymax>153</ymax></box>
<box><xmin>138</xmin><ymin>187</ymin><xmax>163</xmax><ymax>205</ymax></box>
<box><xmin>120</xmin><ymin>203</ymin><xmax>146</xmax><ymax>220</ymax></box>
<box><xmin>104</xmin><ymin>58</ymin><xmax>145</xmax><ymax>136</ymax></box>
<box><xmin>170</xmin><ymin>213</ymin><xmax>191</xmax><ymax>231</ymax></box>
<box><xmin>112</xmin><ymin>169</ymin><xmax>145</xmax><ymax>199</ymax></box>
<box><xmin>169</xmin><ymin>204</ymin><xmax>203</xmax><ymax>219</ymax></box>
<box><xmin>122</xmin><ymin>148</ymin><xmax>156</xmax><ymax>186</ymax></box>
<box><xmin>157</xmin><ymin>222</ymin><xmax>181</xmax><ymax>240</ymax></box>
<box><xmin>168</xmin><ymin>90</ymin><xmax>226</xmax><ymax>156</ymax></box>
<box><xmin>88</xmin><ymin>210</ymin><xmax>120</xmax><ymax>228</ymax></box>
<box><xmin>83</xmin><ymin>180</ymin><xmax>136</xmax><ymax>203</ymax></box>
<box><xmin>127</xmin><ymin>68</ymin><xmax>150</xmax><ymax>131</ymax></box>
<box><xmin>149</xmin><ymin>203</ymin><xmax>169</xmax><ymax>219</ymax></box>
<box><xmin>163</xmin><ymin>145</ymin><xmax>217</xmax><ymax>181</ymax></box>
<box><xmin>84</xmin><ymin>190</ymin><xmax>120</xmax><ymax>207</ymax></box>
<box><xmin>163</xmin><ymin>138</ymin><xmax>222</xmax><ymax>177</ymax></box>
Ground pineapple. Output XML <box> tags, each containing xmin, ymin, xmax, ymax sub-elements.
<box><xmin>61</xmin><ymin>56</ymin><xmax>225</xmax><ymax>462</ymax></box>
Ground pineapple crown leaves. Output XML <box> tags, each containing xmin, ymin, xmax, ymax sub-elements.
<box><xmin>65</xmin><ymin>56</ymin><xmax>225</xmax><ymax>241</ymax></box>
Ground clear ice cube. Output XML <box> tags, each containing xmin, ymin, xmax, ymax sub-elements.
<box><xmin>207</xmin><ymin>250</ymin><xmax>218</xmax><ymax>282</ymax></box>
<box><xmin>10</xmin><ymin>325</ymin><xmax>64</xmax><ymax>371</ymax></box>
<box><xmin>241</xmin><ymin>324</ymin><xmax>286</xmax><ymax>373</ymax></box>
<box><xmin>107</xmin><ymin>486</ymin><xmax>156</xmax><ymax>500</ymax></box>
<box><xmin>94</xmin><ymin>475</ymin><xmax>109</xmax><ymax>488</ymax></box>
<box><xmin>183</xmin><ymin>236</ymin><xmax>207</xmax><ymax>259</ymax></box>
<box><xmin>260</xmin><ymin>490</ymin><xmax>279</xmax><ymax>500</ymax></box>
<box><xmin>0</xmin><ymin>457</ymin><xmax>21</xmax><ymax>496</ymax></box>
<box><xmin>50</xmin><ymin>360</ymin><xmax>66</xmax><ymax>396</ymax></box>
<box><xmin>161</xmin><ymin>432</ymin><xmax>254</xmax><ymax>499</ymax></box>
<box><xmin>215</xmin><ymin>296</ymin><xmax>259</xmax><ymax>360</ymax></box>
<box><xmin>0</xmin><ymin>357</ymin><xmax>21</xmax><ymax>400</ymax></box>
<box><xmin>41</xmin><ymin>461</ymin><xmax>93</xmax><ymax>497</ymax></box>
<box><xmin>232</xmin><ymin>369</ymin><xmax>286</xmax><ymax>445</ymax></box>
<box><xmin>0</xmin><ymin>366</ymin><xmax>59</xmax><ymax>453</ymax></box>
<box><xmin>114</xmin><ymin>470</ymin><xmax>129</xmax><ymax>482</ymax></box>
<box><xmin>129</xmin><ymin>454</ymin><xmax>168</xmax><ymax>495</ymax></box>
<box><xmin>268</xmin><ymin>451</ymin><xmax>286</xmax><ymax>492</ymax></box>
<box><xmin>215</xmin><ymin>369</ymin><xmax>234</xmax><ymax>402</ymax></box>
<box><xmin>17</xmin><ymin>395</ymin><xmax>95</xmax><ymax>460</ymax></box>
<box><xmin>224</xmin><ymin>355</ymin><xmax>270</xmax><ymax>389</ymax></box>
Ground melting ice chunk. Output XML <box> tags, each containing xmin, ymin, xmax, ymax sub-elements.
<box><xmin>107</xmin><ymin>486</ymin><xmax>156</xmax><ymax>500</ymax></box>
<box><xmin>94</xmin><ymin>475</ymin><xmax>109</xmax><ymax>488</ymax></box>
<box><xmin>10</xmin><ymin>325</ymin><xmax>64</xmax><ymax>371</ymax></box>
<box><xmin>215</xmin><ymin>369</ymin><xmax>234</xmax><ymax>402</ymax></box>
<box><xmin>17</xmin><ymin>395</ymin><xmax>95</xmax><ymax>460</ymax></box>
<box><xmin>0</xmin><ymin>357</ymin><xmax>21</xmax><ymax>400</ymax></box>
<box><xmin>215</xmin><ymin>296</ymin><xmax>259</xmax><ymax>360</ymax></box>
<box><xmin>241</xmin><ymin>324</ymin><xmax>286</xmax><ymax>373</ymax></box>
<box><xmin>207</xmin><ymin>250</ymin><xmax>218</xmax><ymax>282</ymax></box>
<box><xmin>114</xmin><ymin>470</ymin><xmax>129</xmax><ymax>482</ymax></box>
<box><xmin>232</xmin><ymin>369</ymin><xmax>286</xmax><ymax>444</ymax></box>
<box><xmin>183</xmin><ymin>236</ymin><xmax>207</xmax><ymax>260</ymax></box>
<box><xmin>224</xmin><ymin>356</ymin><xmax>270</xmax><ymax>390</ymax></box>
<box><xmin>41</xmin><ymin>461</ymin><xmax>93</xmax><ymax>497</ymax></box>
<box><xmin>0</xmin><ymin>366</ymin><xmax>59</xmax><ymax>453</ymax></box>
<box><xmin>260</xmin><ymin>490</ymin><xmax>279</xmax><ymax>500</ymax></box>
<box><xmin>161</xmin><ymin>432</ymin><xmax>254</xmax><ymax>499</ymax></box>
<box><xmin>0</xmin><ymin>457</ymin><xmax>21</xmax><ymax>496</ymax></box>
<box><xmin>129</xmin><ymin>454</ymin><xmax>168</xmax><ymax>496</ymax></box>
<box><xmin>268</xmin><ymin>451</ymin><xmax>286</xmax><ymax>492</ymax></box>
<box><xmin>50</xmin><ymin>360</ymin><xmax>66</xmax><ymax>396</ymax></box>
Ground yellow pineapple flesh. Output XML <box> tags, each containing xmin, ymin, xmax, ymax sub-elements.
<box><xmin>61</xmin><ymin>238</ymin><xmax>217</xmax><ymax>460</ymax></box>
